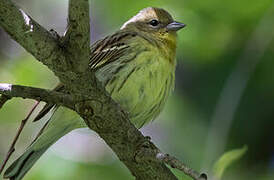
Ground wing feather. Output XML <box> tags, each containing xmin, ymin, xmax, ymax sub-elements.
<box><xmin>89</xmin><ymin>31</ymin><xmax>137</xmax><ymax>70</ymax></box>
<box><xmin>33</xmin><ymin>31</ymin><xmax>137</xmax><ymax>123</ymax></box>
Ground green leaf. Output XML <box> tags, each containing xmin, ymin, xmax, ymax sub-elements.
<box><xmin>212</xmin><ymin>145</ymin><xmax>248</xmax><ymax>179</ymax></box>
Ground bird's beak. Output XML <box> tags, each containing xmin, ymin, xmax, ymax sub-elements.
<box><xmin>166</xmin><ymin>21</ymin><xmax>186</xmax><ymax>31</ymax></box>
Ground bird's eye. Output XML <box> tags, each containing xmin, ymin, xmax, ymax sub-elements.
<box><xmin>149</xmin><ymin>19</ymin><xmax>159</xmax><ymax>27</ymax></box>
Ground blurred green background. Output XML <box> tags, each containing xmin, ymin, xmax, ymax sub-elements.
<box><xmin>1</xmin><ymin>0</ymin><xmax>274</xmax><ymax>179</ymax></box>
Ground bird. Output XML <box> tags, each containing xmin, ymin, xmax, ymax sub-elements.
<box><xmin>3</xmin><ymin>7</ymin><xmax>185</xmax><ymax>180</ymax></box>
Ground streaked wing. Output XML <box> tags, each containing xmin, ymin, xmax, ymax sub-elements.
<box><xmin>33</xmin><ymin>31</ymin><xmax>137</xmax><ymax>123</ymax></box>
<box><xmin>89</xmin><ymin>31</ymin><xmax>137</xmax><ymax>70</ymax></box>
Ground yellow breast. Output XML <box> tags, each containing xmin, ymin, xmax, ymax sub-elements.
<box><xmin>104</xmin><ymin>45</ymin><xmax>175</xmax><ymax>127</ymax></box>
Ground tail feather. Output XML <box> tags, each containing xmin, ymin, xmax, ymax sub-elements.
<box><xmin>4</xmin><ymin>146</ymin><xmax>48</xmax><ymax>180</ymax></box>
<box><xmin>3</xmin><ymin>107</ymin><xmax>86</xmax><ymax>180</ymax></box>
<box><xmin>33</xmin><ymin>84</ymin><xmax>65</xmax><ymax>122</ymax></box>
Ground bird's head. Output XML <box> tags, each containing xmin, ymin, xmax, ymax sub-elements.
<box><xmin>121</xmin><ymin>7</ymin><xmax>186</xmax><ymax>45</ymax></box>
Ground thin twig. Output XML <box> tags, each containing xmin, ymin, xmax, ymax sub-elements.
<box><xmin>135</xmin><ymin>146</ymin><xmax>206</xmax><ymax>180</ymax></box>
<box><xmin>0</xmin><ymin>95</ymin><xmax>11</xmax><ymax>109</ymax></box>
<box><xmin>0</xmin><ymin>101</ymin><xmax>39</xmax><ymax>174</ymax></box>
<box><xmin>157</xmin><ymin>153</ymin><xmax>207</xmax><ymax>180</ymax></box>
<box><xmin>0</xmin><ymin>83</ymin><xmax>74</xmax><ymax>109</ymax></box>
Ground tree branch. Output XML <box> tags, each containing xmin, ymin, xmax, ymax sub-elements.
<box><xmin>65</xmin><ymin>0</ymin><xmax>90</xmax><ymax>72</ymax></box>
<box><xmin>0</xmin><ymin>0</ymin><xmax>62</xmax><ymax>68</ymax></box>
<box><xmin>0</xmin><ymin>83</ymin><xmax>74</xmax><ymax>109</ymax></box>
